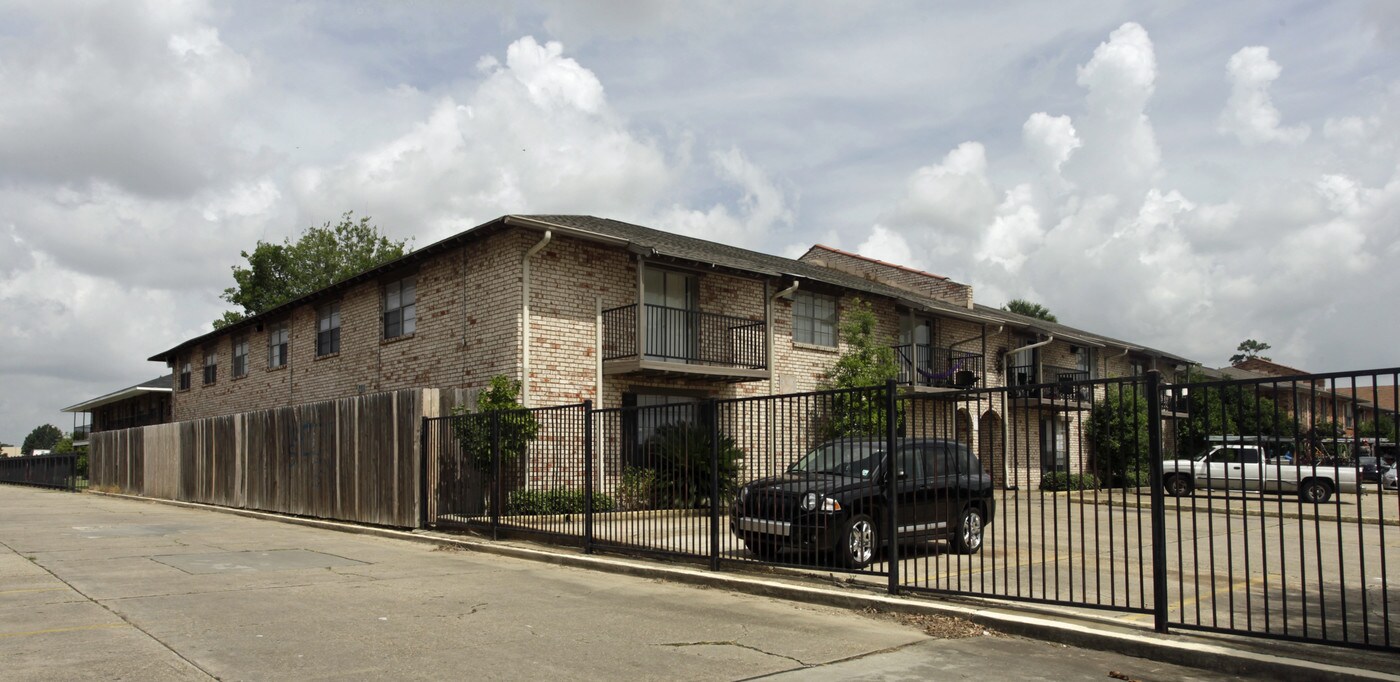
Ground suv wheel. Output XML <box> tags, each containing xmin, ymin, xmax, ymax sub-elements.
<box><xmin>1299</xmin><ymin>479</ymin><xmax>1334</xmax><ymax>504</ymax></box>
<box><xmin>1164</xmin><ymin>475</ymin><xmax>1193</xmax><ymax>497</ymax></box>
<box><xmin>835</xmin><ymin>513</ymin><xmax>877</xmax><ymax>569</ymax></box>
<box><xmin>951</xmin><ymin>506</ymin><xmax>984</xmax><ymax>554</ymax></box>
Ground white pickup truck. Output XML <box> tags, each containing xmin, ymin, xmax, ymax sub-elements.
<box><xmin>1161</xmin><ymin>444</ymin><xmax>1359</xmax><ymax>503</ymax></box>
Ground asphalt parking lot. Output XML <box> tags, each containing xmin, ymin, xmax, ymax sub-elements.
<box><xmin>0</xmin><ymin>485</ymin><xmax>1251</xmax><ymax>681</ymax></box>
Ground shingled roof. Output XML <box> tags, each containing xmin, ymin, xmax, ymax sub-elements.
<box><xmin>149</xmin><ymin>214</ymin><xmax>1195</xmax><ymax>366</ymax></box>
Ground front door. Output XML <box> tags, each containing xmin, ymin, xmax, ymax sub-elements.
<box><xmin>643</xmin><ymin>268</ymin><xmax>697</xmax><ymax>362</ymax></box>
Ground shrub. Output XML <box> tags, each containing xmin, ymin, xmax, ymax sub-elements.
<box><xmin>450</xmin><ymin>376</ymin><xmax>540</xmax><ymax>476</ymax></box>
<box><xmin>644</xmin><ymin>421</ymin><xmax>744</xmax><ymax>509</ymax></box>
<box><xmin>1040</xmin><ymin>472</ymin><xmax>1100</xmax><ymax>491</ymax></box>
<box><xmin>505</xmin><ymin>488</ymin><xmax>615</xmax><ymax>515</ymax></box>
<box><xmin>617</xmin><ymin>466</ymin><xmax>658</xmax><ymax>511</ymax></box>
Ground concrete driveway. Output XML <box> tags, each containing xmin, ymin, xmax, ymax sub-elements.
<box><xmin>0</xmin><ymin>486</ymin><xmax>1243</xmax><ymax>681</ymax></box>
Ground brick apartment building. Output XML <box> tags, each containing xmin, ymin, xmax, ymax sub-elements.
<box><xmin>149</xmin><ymin>214</ymin><xmax>1193</xmax><ymax>485</ymax></box>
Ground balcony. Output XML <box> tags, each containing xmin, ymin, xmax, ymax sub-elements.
<box><xmin>1008</xmin><ymin>364</ymin><xmax>1091</xmax><ymax>406</ymax></box>
<box><xmin>893</xmin><ymin>344</ymin><xmax>983</xmax><ymax>390</ymax></box>
<box><xmin>602</xmin><ymin>304</ymin><xmax>768</xmax><ymax>381</ymax></box>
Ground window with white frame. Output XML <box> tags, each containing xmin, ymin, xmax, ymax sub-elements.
<box><xmin>1040</xmin><ymin>416</ymin><xmax>1070</xmax><ymax>473</ymax></box>
<box><xmin>202</xmin><ymin>349</ymin><xmax>217</xmax><ymax>385</ymax></box>
<box><xmin>268</xmin><ymin>322</ymin><xmax>289</xmax><ymax>368</ymax></box>
<box><xmin>232</xmin><ymin>336</ymin><xmax>249</xmax><ymax>378</ymax></box>
<box><xmin>793</xmin><ymin>291</ymin><xmax>837</xmax><ymax>347</ymax></box>
<box><xmin>317</xmin><ymin>302</ymin><xmax>341</xmax><ymax>356</ymax></box>
<box><xmin>178</xmin><ymin>359</ymin><xmax>191</xmax><ymax>390</ymax></box>
<box><xmin>383</xmin><ymin>277</ymin><xmax>416</xmax><ymax>339</ymax></box>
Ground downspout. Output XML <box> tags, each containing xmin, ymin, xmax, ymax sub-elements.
<box><xmin>520</xmin><ymin>230</ymin><xmax>552</xmax><ymax>407</ymax></box>
<box><xmin>768</xmin><ymin>280</ymin><xmax>800</xmax><ymax>396</ymax></box>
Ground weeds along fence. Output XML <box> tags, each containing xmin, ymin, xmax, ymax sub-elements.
<box><xmin>89</xmin><ymin>389</ymin><xmax>434</xmax><ymax>527</ymax></box>
<box><xmin>0</xmin><ymin>453</ymin><xmax>80</xmax><ymax>491</ymax></box>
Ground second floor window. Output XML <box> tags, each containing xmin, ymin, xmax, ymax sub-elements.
<box><xmin>383</xmin><ymin>277</ymin><xmax>416</xmax><ymax>339</ymax></box>
<box><xmin>268</xmin><ymin>322</ymin><xmax>289</xmax><ymax>368</ymax></box>
<box><xmin>178</xmin><ymin>360</ymin><xmax>191</xmax><ymax>390</ymax></box>
<box><xmin>317</xmin><ymin>303</ymin><xmax>341</xmax><ymax>356</ymax></box>
<box><xmin>203</xmin><ymin>350</ymin><xmax>217</xmax><ymax>385</ymax></box>
<box><xmin>793</xmin><ymin>291</ymin><xmax>837</xmax><ymax>347</ymax></box>
<box><xmin>232</xmin><ymin>336</ymin><xmax>249</xmax><ymax>378</ymax></box>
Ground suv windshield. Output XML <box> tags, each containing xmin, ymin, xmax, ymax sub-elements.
<box><xmin>788</xmin><ymin>441</ymin><xmax>882</xmax><ymax>478</ymax></box>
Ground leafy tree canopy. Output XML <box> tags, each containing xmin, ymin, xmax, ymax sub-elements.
<box><xmin>214</xmin><ymin>211</ymin><xmax>410</xmax><ymax>329</ymax></box>
<box><xmin>21</xmin><ymin>424</ymin><xmax>63</xmax><ymax>455</ymax></box>
<box><xmin>1002</xmin><ymin>299</ymin><xmax>1058</xmax><ymax>323</ymax></box>
<box><xmin>1229</xmin><ymin>339</ymin><xmax>1272</xmax><ymax>365</ymax></box>
<box><xmin>820</xmin><ymin>298</ymin><xmax>901</xmax><ymax>439</ymax></box>
<box><xmin>1178</xmin><ymin>370</ymin><xmax>1297</xmax><ymax>453</ymax></box>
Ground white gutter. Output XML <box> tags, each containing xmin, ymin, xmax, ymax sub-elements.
<box><xmin>768</xmin><ymin>280</ymin><xmax>800</xmax><ymax>396</ymax></box>
<box><xmin>520</xmin><ymin>230</ymin><xmax>553</xmax><ymax>406</ymax></box>
<box><xmin>1003</xmin><ymin>335</ymin><xmax>1054</xmax><ymax>380</ymax></box>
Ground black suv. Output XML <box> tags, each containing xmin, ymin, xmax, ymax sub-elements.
<box><xmin>729</xmin><ymin>438</ymin><xmax>995</xmax><ymax>569</ymax></box>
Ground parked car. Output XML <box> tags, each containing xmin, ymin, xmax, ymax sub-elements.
<box><xmin>1162</xmin><ymin>444</ymin><xmax>1360</xmax><ymax>503</ymax></box>
<box><xmin>1383</xmin><ymin>465</ymin><xmax>1397</xmax><ymax>491</ymax></box>
<box><xmin>1357</xmin><ymin>456</ymin><xmax>1391</xmax><ymax>484</ymax></box>
<box><xmin>729</xmin><ymin>438</ymin><xmax>995</xmax><ymax>569</ymax></box>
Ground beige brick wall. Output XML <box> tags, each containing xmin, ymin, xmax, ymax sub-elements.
<box><xmin>798</xmin><ymin>245</ymin><xmax>973</xmax><ymax>308</ymax></box>
<box><xmin>173</xmin><ymin>228</ymin><xmax>527</xmax><ymax>421</ymax></box>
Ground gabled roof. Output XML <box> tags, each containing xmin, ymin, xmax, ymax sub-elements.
<box><xmin>148</xmin><ymin>214</ymin><xmax>1197</xmax><ymax>366</ymax></box>
<box><xmin>62</xmin><ymin>375</ymin><xmax>172</xmax><ymax>413</ymax></box>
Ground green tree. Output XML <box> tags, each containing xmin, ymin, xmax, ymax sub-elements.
<box><xmin>1358</xmin><ymin>418</ymin><xmax>1398</xmax><ymax>441</ymax></box>
<box><xmin>1086</xmin><ymin>385</ymin><xmax>1150</xmax><ymax>487</ymax></box>
<box><xmin>820</xmin><ymin>298</ymin><xmax>901</xmax><ymax>439</ymax></box>
<box><xmin>21</xmin><ymin>424</ymin><xmax>63</xmax><ymax>455</ymax></box>
<box><xmin>51</xmin><ymin>436</ymin><xmax>74</xmax><ymax>454</ymax></box>
<box><xmin>1177</xmin><ymin>370</ymin><xmax>1297</xmax><ymax>455</ymax></box>
<box><xmin>1002</xmin><ymin>299</ymin><xmax>1058</xmax><ymax>323</ymax></box>
<box><xmin>1229</xmin><ymin>339</ymin><xmax>1272</xmax><ymax>365</ymax></box>
<box><xmin>215</xmin><ymin>211</ymin><xmax>410</xmax><ymax>328</ymax></box>
<box><xmin>450</xmin><ymin>376</ymin><xmax>540</xmax><ymax>502</ymax></box>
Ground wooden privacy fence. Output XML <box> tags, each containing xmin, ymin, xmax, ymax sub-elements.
<box><xmin>89</xmin><ymin>389</ymin><xmax>437</xmax><ymax>528</ymax></box>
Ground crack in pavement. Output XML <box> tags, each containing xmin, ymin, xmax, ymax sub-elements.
<box><xmin>657</xmin><ymin>640</ymin><xmax>808</xmax><ymax>667</ymax></box>
<box><xmin>0</xmin><ymin>537</ymin><xmax>218</xmax><ymax>680</ymax></box>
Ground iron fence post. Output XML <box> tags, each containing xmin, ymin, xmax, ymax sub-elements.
<box><xmin>491</xmin><ymin>410</ymin><xmax>502</xmax><ymax>541</ymax></box>
<box><xmin>709</xmin><ymin>398</ymin><xmax>721</xmax><ymax>571</ymax></box>
<box><xmin>886</xmin><ymin>379</ymin><xmax>900</xmax><ymax>594</ymax></box>
<box><xmin>419</xmin><ymin>416</ymin><xmax>429</xmax><ymax>529</ymax></box>
<box><xmin>583</xmin><ymin>400</ymin><xmax>595</xmax><ymax>554</ymax></box>
<box><xmin>1146</xmin><ymin>370</ymin><xmax>1169</xmax><ymax>634</ymax></box>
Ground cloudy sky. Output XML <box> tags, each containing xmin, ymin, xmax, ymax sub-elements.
<box><xmin>2</xmin><ymin>1</ymin><xmax>1398</xmax><ymax>444</ymax></box>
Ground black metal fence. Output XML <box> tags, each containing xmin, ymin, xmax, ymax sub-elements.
<box><xmin>424</xmin><ymin>368</ymin><xmax>1400</xmax><ymax>652</ymax></box>
<box><xmin>0</xmin><ymin>453</ymin><xmax>80</xmax><ymax>491</ymax></box>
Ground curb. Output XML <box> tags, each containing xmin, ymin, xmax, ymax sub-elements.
<box><xmin>84</xmin><ymin>490</ymin><xmax>1397</xmax><ymax>681</ymax></box>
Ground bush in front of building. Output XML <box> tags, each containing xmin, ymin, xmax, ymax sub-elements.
<box><xmin>1040</xmin><ymin>472</ymin><xmax>1100</xmax><ymax>491</ymax></box>
<box><xmin>505</xmin><ymin>488</ymin><xmax>615</xmax><ymax>515</ymax></box>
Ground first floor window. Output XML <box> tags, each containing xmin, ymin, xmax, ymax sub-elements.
<box><xmin>268</xmin><ymin>322</ymin><xmax>289</xmax><ymax>368</ymax></box>
<box><xmin>793</xmin><ymin>291</ymin><xmax>837</xmax><ymax>347</ymax></box>
<box><xmin>232</xmin><ymin>336</ymin><xmax>249</xmax><ymax>378</ymax></box>
<box><xmin>383</xmin><ymin>277</ymin><xmax>416</xmax><ymax>339</ymax></box>
<box><xmin>1040</xmin><ymin>417</ymin><xmax>1069</xmax><ymax>473</ymax></box>
<box><xmin>178</xmin><ymin>360</ymin><xmax>191</xmax><ymax>390</ymax></box>
<box><xmin>202</xmin><ymin>350</ymin><xmax>217</xmax><ymax>385</ymax></box>
<box><xmin>317</xmin><ymin>302</ymin><xmax>341</xmax><ymax>356</ymax></box>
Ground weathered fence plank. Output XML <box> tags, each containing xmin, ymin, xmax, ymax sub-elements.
<box><xmin>88</xmin><ymin>389</ymin><xmax>438</xmax><ymax>528</ymax></box>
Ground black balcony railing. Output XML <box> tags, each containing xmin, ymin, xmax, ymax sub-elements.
<box><xmin>602</xmin><ymin>304</ymin><xmax>766</xmax><ymax>370</ymax></box>
<box><xmin>892</xmin><ymin>344</ymin><xmax>983</xmax><ymax>388</ymax></box>
<box><xmin>1008</xmin><ymin>363</ymin><xmax>1091</xmax><ymax>400</ymax></box>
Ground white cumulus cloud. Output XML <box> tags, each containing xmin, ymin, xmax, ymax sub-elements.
<box><xmin>1219</xmin><ymin>46</ymin><xmax>1310</xmax><ymax>145</ymax></box>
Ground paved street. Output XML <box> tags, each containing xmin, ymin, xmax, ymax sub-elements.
<box><xmin>0</xmin><ymin>485</ymin><xmax>1248</xmax><ymax>681</ymax></box>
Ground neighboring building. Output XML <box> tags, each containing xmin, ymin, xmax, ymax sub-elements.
<box><xmin>0</xmin><ymin>446</ymin><xmax>19</xmax><ymax>458</ymax></box>
<box><xmin>1203</xmin><ymin>359</ymin><xmax>1381</xmax><ymax>437</ymax></box>
<box><xmin>145</xmin><ymin>214</ymin><xmax>1193</xmax><ymax>486</ymax></box>
<box><xmin>61</xmin><ymin>375</ymin><xmax>174</xmax><ymax>445</ymax></box>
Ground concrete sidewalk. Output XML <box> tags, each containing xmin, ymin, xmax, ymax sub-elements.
<box><xmin>0</xmin><ymin>486</ymin><xmax>1267</xmax><ymax>681</ymax></box>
